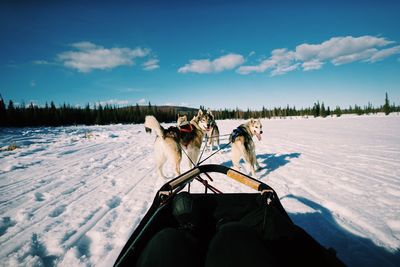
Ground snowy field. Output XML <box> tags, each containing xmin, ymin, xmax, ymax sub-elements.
<box><xmin>0</xmin><ymin>114</ymin><xmax>400</xmax><ymax>267</ymax></box>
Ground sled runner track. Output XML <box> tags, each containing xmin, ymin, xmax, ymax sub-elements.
<box><xmin>60</xmin><ymin>164</ymin><xmax>159</xmax><ymax>252</ymax></box>
<box><xmin>0</xmin><ymin>142</ymin><xmax>105</xmax><ymax>191</ymax></box>
<box><xmin>0</xmin><ymin>144</ymin><xmax>155</xmax><ymax>259</ymax></box>
<box><xmin>0</xmin><ymin>141</ymin><xmax>137</xmax><ymax>196</ymax></box>
<box><xmin>0</xmin><ymin>172</ymin><xmax>156</xmax><ymax>261</ymax></box>
<box><xmin>0</xmin><ymin>143</ymin><xmax>120</xmax><ymax>212</ymax></box>
<box><xmin>0</xmin><ymin>146</ymin><xmax>151</xmax><ymax>230</ymax></box>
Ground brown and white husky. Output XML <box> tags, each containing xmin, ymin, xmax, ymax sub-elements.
<box><xmin>177</xmin><ymin>110</ymin><xmax>207</xmax><ymax>167</ymax></box>
<box><xmin>145</xmin><ymin>109</ymin><xmax>207</xmax><ymax>178</ymax></box>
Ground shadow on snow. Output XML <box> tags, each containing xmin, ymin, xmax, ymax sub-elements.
<box><xmin>283</xmin><ymin>194</ymin><xmax>400</xmax><ymax>267</ymax></box>
<box><xmin>220</xmin><ymin>152</ymin><xmax>300</xmax><ymax>179</ymax></box>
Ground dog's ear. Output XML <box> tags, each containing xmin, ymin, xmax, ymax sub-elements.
<box><xmin>177</xmin><ymin>114</ymin><xmax>180</xmax><ymax>119</ymax></box>
<box><xmin>197</xmin><ymin>109</ymin><xmax>203</xmax><ymax>116</ymax></box>
<box><xmin>183</xmin><ymin>115</ymin><xmax>187</xmax><ymax>120</ymax></box>
<box><xmin>250</xmin><ymin>118</ymin><xmax>255</xmax><ymax>124</ymax></box>
<box><xmin>207</xmin><ymin>108</ymin><xmax>213</xmax><ymax>116</ymax></box>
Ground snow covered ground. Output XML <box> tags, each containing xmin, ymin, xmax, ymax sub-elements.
<box><xmin>0</xmin><ymin>114</ymin><xmax>399</xmax><ymax>267</ymax></box>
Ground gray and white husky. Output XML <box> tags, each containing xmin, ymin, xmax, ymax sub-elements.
<box><xmin>230</xmin><ymin>118</ymin><xmax>263</xmax><ymax>177</ymax></box>
<box><xmin>145</xmin><ymin>109</ymin><xmax>206</xmax><ymax>178</ymax></box>
<box><xmin>204</xmin><ymin>109</ymin><xmax>220</xmax><ymax>151</ymax></box>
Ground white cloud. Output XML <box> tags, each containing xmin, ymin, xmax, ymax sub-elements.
<box><xmin>178</xmin><ymin>53</ymin><xmax>244</xmax><ymax>73</ymax></box>
<box><xmin>143</xmin><ymin>58</ymin><xmax>159</xmax><ymax>71</ymax></box>
<box><xmin>238</xmin><ymin>48</ymin><xmax>297</xmax><ymax>76</ymax></box>
<box><xmin>367</xmin><ymin>45</ymin><xmax>400</xmax><ymax>63</ymax></box>
<box><xmin>162</xmin><ymin>102</ymin><xmax>190</xmax><ymax>107</ymax></box>
<box><xmin>137</xmin><ymin>98</ymin><xmax>146</xmax><ymax>104</ymax></box>
<box><xmin>302</xmin><ymin>60</ymin><xmax>324</xmax><ymax>71</ymax></box>
<box><xmin>271</xmin><ymin>63</ymin><xmax>300</xmax><ymax>76</ymax></box>
<box><xmin>97</xmin><ymin>99</ymin><xmax>131</xmax><ymax>106</ymax></box>
<box><xmin>163</xmin><ymin>102</ymin><xmax>175</xmax><ymax>106</ymax></box>
<box><xmin>58</xmin><ymin>42</ymin><xmax>150</xmax><ymax>73</ymax></box>
<box><xmin>71</xmin><ymin>41</ymin><xmax>99</xmax><ymax>50</ymax></box>
<box><xmin>238</xmin><ymin>35</ymin><xmax>399</xmax><ymax>76</ymax></box>
<box><xmin>295</xmin><ymin>36</ymin><xmax>392</xmax><ymax>62</ymax></box>
<box><xmin>331</xmin><ymin>48</ymin><xmax>377</xmax><ymax>65</ymax></box>
<box><xmin>33</xmin><ymin>60</ymin><xmax>51</xmax><ymax>65</ymax></box>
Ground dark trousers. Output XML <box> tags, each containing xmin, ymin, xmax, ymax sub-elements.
<box><xmin>138</xmin><ymin>222</ymin><xmax>277</xmax><ymax>267</ymax></box>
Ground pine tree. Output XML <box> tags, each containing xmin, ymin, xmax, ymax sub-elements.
<box><xmin>334</xmin><ymin>106</ymin><xmax>342</xmax><ymax>117</ymax></box>
<box><xmin>0</xmin><ymin>95</ymin><xmax>6</xmax><ymax>126</ymax></box>
<box><xmin>95</xmin><ymin>104</ymin><xmax>104</xmax><ymax>125</ymax></box>
<box><xmin>320</xmin><ymin>102</ymin><xmax>326</xmax><ymax>117</ymax></box>
<box><xmin>383</xmin><ymin>92</ymin><xmax>390</xmax><ymax>115</ymax></box>
<box><xmin>313</xmin><ymin>101</ymin><xmax>320</xmax><ymax>117</ymax></box>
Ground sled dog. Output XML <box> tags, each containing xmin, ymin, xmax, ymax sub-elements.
<box><xmin>144</xmin><ymin>116</ymin><xmax>182</xmax><ymax>179</ymax></box>
<box><xmin>177</xmin><ymin>110</ymin><xmax>207</xmax><ymax>167</ymax></box>
<box><xmin>144</xmin><ymin>109</ymin><xmax>206</xmax><ymax>178</ymax></box>
<box><xmin>203</xmin><ymin>109</ymin><xmax>220</xmax><ymax>151</ymax></box>
<box><xmin>230</xmin><ymin>118</ymin><xmax>263</xmax><ymax>177</ymax></box>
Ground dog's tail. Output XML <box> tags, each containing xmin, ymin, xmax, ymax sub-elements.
<box><xmin>144</xmin><ymin>115</ymin><xmax>164</xmax><ymax>137</ymax></box>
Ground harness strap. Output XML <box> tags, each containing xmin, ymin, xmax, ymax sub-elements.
<box><xmin>179</xmin><ymin>123</ymin><xmax>193</xmax><ymax>133</ymax></box>
<box><xmin>230</xmin><ymin>126</ymin><xmax>244</xmax><ymax>143</ymax></box>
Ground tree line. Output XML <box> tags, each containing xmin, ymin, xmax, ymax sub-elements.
<box><xmin>213</xmin><ymin>93</ymin><xmax>398</xmax><ymax>120</ymax></box>
<box><xmin>0</xmin><ymin>93</ymin><xmax>398</xmax><ymax>127</ymax></box>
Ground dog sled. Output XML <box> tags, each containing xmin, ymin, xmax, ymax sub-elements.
<box><xmin>114</xmin><ymin>164</ymin><xmax>345</xmax><ymax>267</ymax></box>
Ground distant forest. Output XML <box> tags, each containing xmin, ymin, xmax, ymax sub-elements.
<box><xmin>0</xmin><ymin>93</ymin><xmax>398</xmax><ymax>127</ymax></box>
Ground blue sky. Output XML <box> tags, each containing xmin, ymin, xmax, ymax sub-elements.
<box><xmin>1</xmin><ymin>0</ymin><xmax>399</xmax><ymax>109</ymax></box>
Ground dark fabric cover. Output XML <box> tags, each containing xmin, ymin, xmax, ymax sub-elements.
<box><xmin>116</xmin><ymin>193</ymin><xmax>346</xmax><ymax>267</ymax></box>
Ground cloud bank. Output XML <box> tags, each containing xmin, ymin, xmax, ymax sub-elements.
<box><xmin>58</xmin><ymin>42</ymin><xmax>151</xmax><ymax>73</ymax></box>
<box><xmin>237</xmin><ymin>35</ymin><xmax>400</xmax><ymax>76</ymax></box>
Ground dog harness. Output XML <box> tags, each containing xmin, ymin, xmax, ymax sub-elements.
<box><xmin>230</xmin><ymin>126</ymin><xmax>246</xmax><ymax>143</ymax></box>
<box><xmin>229</xmin><ymin>125</ymin><xmax>252</xmax><ymax>151</ymax></box>
<box><xmin>179</xmin><ymin>123</ymin><xmax>193</xmax><ymax>133</ymax></box>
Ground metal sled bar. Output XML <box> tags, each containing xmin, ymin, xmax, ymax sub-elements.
<box><xmin>163</xmin><ymin>164</ymin><xmax>270</xmax><ymax>193</ymax></box>
<box><xmin>169</xmin><ymin>168</ymin><xmax>200</xmax><ymax>189</ymax></box>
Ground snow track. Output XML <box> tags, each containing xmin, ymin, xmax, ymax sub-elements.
<box><xmin>0</xmin><ymin>116</ymin><xmax>399</xmax><ymax>266</ymax></box>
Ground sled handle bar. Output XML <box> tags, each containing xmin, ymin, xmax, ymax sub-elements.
<box><xmin>160</xmin><ymin>164</ymin><xmax>272</xmax><ymax>194</ymax></box>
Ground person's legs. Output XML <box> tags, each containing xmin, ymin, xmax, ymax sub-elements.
<box><xmin>205</xmin><ymin>222</ymin><xmax>277</xmax><ymax>267</ymax></box>
<box><xmin>137</xmin><ymin>227</ymin><xmax>201</xmax><ymax>267</ymax></box>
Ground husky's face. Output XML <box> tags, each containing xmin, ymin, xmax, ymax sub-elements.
<box><xmin>195</xmin><ymin>109</ymin><xmax>209</xmax><ymax>131</ymax></box>
<box><xmin>177</xmin><ymin>114</ymin><xmax>188</xmax><ymax>126</ymax></box>
<box><xmin>249</xmin><ymin>118</ymin><xmax>263</xmax><ymax>141</ymax></box>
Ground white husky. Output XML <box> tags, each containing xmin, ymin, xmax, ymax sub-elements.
<box><xmin>230</xmin><ymin>118</ymin><xmax>263</xmax><ymax>177</ymax></box>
